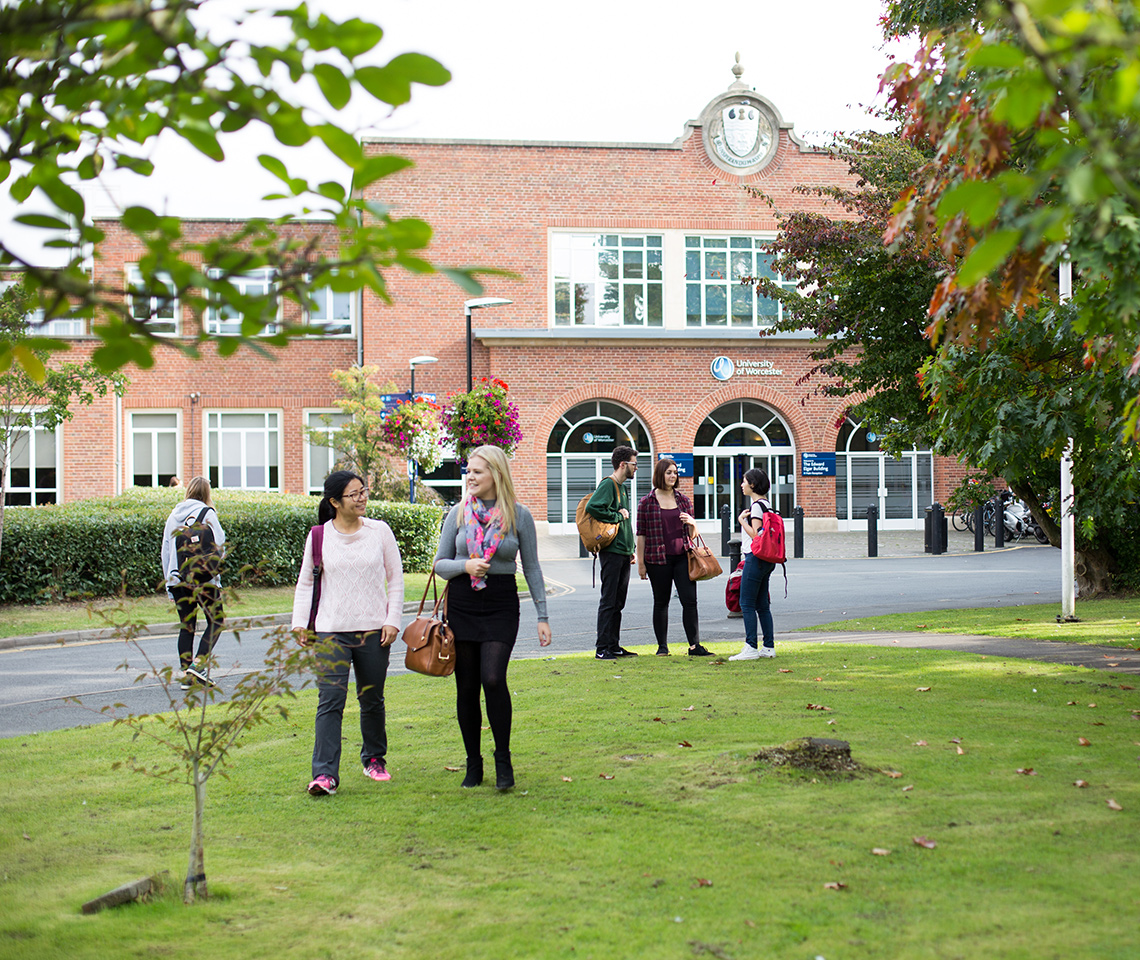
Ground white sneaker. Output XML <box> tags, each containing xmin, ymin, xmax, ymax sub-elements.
<box><xmin>758</xmin><ymin>646</ymin><xmax>775</xmax><ymax>658</ymax></box>
<box><xmin>728</xmin><ymin>644</ymin><xmax>761</xmax><ymax>661</ymax></box>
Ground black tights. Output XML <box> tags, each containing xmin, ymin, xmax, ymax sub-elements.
<box><xmin>454</xmin><ymin>639</ymin><xmax>513</xmax><ymax>759</ymax></box>
<box><xmin>170</xmin><ymin>584</ymin><xmax>224</xmax><ymax>668</ymax></box>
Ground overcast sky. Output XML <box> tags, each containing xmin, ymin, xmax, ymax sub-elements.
<box><xmin>10</xmin><ymin>0</ymin><xmax>916</xmax><ymax>259</ymax></box>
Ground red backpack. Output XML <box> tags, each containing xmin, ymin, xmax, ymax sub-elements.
<box><xmin>750</xmin><ymin>502</ymin><xmax>788</xmax><ymax>596</ymax></box>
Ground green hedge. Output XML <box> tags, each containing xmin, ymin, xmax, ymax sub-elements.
<box><xmin>0</xmin><ymin>487</ymin><xmax>444</xmax><ymax>604</ymax></box>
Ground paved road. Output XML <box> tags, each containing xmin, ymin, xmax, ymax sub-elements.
<box><xmin>8</xmin><ymin>539</ymin><xmax>1124</xmax><ymax>739</ymax></box>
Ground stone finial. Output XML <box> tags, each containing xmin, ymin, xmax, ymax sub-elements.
<box><xmin>732</xmin><ymin>52</ymin><xmax>744</xmax><ymax>80</ymax></box>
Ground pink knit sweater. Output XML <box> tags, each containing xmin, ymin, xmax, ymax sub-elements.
<box><xmin>291</xmin><ymin>518</ymin><xmax>405</xmax><ymax>633</ymax></box>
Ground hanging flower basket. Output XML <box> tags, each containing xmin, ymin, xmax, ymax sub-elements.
<box><xmin>381</xmin><ymin>398</ymin><xmax>444</xmax><ymax>473</ymax></box>
<box><xmin>440</xmin><ymin>378</ymin><xmax>523</xmax><ymax>460</ymax></box>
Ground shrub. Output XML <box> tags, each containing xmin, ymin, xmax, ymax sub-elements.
<box><xmin>0</xmin><ymin>488</ymin><xmax>443</xmax><ymax>603</ymax></box>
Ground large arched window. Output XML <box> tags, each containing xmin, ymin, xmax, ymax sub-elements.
<box><xmin>546</xmin><ymin>401</ymin><xmax>652</xmax><ymax>527</ymax></box>
<box><xmin>692</xmin><ymin>400</ymin><xmax>795</xmax><ymax>522</ymax></box>
<box><xmin>835</xmin><ymin>415</ymin><xmax>932</xmax><ymax>529</ymax></box>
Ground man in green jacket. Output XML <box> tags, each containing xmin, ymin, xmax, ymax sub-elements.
<box><xmin>587</xmin><ymin>445</ymin><xmax>639</xmax><ymax>659</ymax></box>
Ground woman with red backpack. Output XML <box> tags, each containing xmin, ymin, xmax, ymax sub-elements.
<box><xmin>730</xmin><ymin>467</ymin><xmax>776</xmax><ymax>661</ymax></box>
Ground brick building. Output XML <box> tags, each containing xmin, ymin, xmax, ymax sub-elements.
<box><xmin>6</xmin><ymin>68</ymin><xmax>963</xmax><ymax>530</ymax></box>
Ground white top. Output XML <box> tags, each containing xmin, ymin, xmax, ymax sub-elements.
<box><xmin>291</xmin><ymin>518</ymin><xmax>405</xmax><ymax>633</ymax></box>
<box><xmin>160</xmin><ymin>498</ymin><xmax>226</xmax><ymax>593</ymax></box>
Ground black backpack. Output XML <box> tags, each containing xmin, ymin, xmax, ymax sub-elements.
<box><xmin>174</xmin><ymin>506</ymin><xmax>221</xmax><ymax>585</ymax></box>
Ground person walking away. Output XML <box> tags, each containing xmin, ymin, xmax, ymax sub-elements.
<box><xmin>160</xmin><ymin>476</ymin><xmax>225</xmax><ymax>690</ymax></box>
<box><xmin>636</xmin><ymin>457</ymin><xmax>713</xmax><ymax>657</ymax></box>
<box><xmin>730</xmin><ymin>467</ymin><xmax>777</xmax><ymax>661</ymax></box>
<box><xmin>434</xmin><ymin>445</ymin><xmax>551</xmax><ymax>791</ymax></box>
<box><xmin>587</xmin><ymin>445</ymin><xmax>638</xmax><ymax>660</ymax></box>
<box><xmin>291</xmin><ymin>470</ymin><xmax>404</xmax><ymax>797</ymax></box>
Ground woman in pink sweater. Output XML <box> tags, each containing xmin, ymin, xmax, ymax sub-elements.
<box><xmin>292</xmin><ymin>470</ymin><xmax>405</xmax><ymax>797</ymax></box>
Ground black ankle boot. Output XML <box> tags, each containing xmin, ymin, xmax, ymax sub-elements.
<box><xmin>461</xmin><ymin>755</ymin><xmax>483</xmax><ymax>788</ymax></box>
<box><xmin>494</xmin><ymin>752</ymin><xmax>514</xmax><ymax>791</ymax></box>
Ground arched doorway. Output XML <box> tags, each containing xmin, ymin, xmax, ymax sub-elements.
<box><xmin>546</xmin><ymin>400</ymin><xmax>653</xmax><ymax>532</ymax></box>
<box><xmin>835</xmin><ymin>415</ymin><xmax>933</xmax><ymax>530</ymax></box>
<box><xmin>692</xmin><ymin>400</ymin><xmax>795</xmax><ymax>529</ymax></box>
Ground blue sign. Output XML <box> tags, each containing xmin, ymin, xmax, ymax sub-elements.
<box><xmin>710</xmin><ymin>356</ymin><xmax>735</xmax><ymax>381</ymax></box>
<box><xmin>801</xmin><ymin>452</ymin><xmax>837</xmax><ymax>477</ymax></box>
<box><xmin>657</xmin><ymin>452</ymin><xmax>695</xmax><ymax>478</ymax></box>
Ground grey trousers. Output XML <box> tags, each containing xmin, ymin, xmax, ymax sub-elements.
<box><xmin>312</xmin><ymin>631</ymin><xmax>390</xmax><ymax>782</ymax></box>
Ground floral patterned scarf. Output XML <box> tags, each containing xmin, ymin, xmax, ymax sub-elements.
<box><xmin>464</xmin><ymin>496</ymin><xmax>505</xmax><ymax>591</ymax></box>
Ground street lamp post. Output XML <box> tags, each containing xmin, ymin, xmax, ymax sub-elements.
<box><xmin>407</xmin><ymin>355</ymin><xmax>438</xmax><ymax>503</ymax></box>
<box><xmin>463</xmin><ymin>297</ymin><xmax>513</xmax><ymax>392</ymax></box>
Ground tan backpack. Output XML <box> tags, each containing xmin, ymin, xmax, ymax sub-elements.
<box><xmin>575</xmin><ymin>477</ymin><xmax>621</xmax><ymax>553</ymax></box>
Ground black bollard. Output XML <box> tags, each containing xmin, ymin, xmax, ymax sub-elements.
<box><xmin>793</xmin><ymin>505</ymin><xmax>804</xmax><ymax>559</ymax></box>
<box><xmin>994</xmin><ymin>497</ymin><xmax>1005</xmax><ymax>548</ymax></box>
<box><xmin>924</xmin><ymin>505</ymin><xmax>933</xmax><ymax>553</ymax></box>
<box><xmin>931</xmin><ymin>502</ymin><xmax>944</xmax><ymax>555</ymax></box>
<box><xmin>973</xmin><ymin>503</ymin><xmax>985</xmax><ymax>552</ymax></box>
<box><xmin>867</xmin><ymin>504</ymin><xmax>878</xmax><ymax>557</ymax></box>
<box><xmin>720</xmin><ymin>503</ymin><xmax>731</xmax><ymax>557</ymax></box>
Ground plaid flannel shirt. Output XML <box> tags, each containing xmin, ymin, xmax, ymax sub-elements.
<box><xmin>636</xmin><ymin>491</ymin><xmax>693</xmax><ymax>564</ymax></box>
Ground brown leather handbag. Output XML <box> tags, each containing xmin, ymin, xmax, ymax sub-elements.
<box><xmin>402</xmin><ymin>568</ymin><xmax>456</xmax><ymax>677</ymax></box>
<box><xmin>686</xmin><ymin>534</ymin><xmax>723</xmax><ymax>582</ymax></box>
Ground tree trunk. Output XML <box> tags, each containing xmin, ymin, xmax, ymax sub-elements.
<box><xmin>1075</xmin><ymin>546</ymin><xmax>1117</xmax><ymax>598</ymax></box>
<box><xmin>184</xmin><ymin>762</ymin><xmax>208</xmax><ymax>903</ymax></box>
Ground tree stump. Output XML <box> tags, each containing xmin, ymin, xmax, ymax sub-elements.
<box><xmin>81</xmin><ymin>873</ymin><xmax>165</xmax><ymax>914</ymax></box>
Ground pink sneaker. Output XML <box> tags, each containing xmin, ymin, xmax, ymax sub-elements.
<box><xmin>363</xmin><ymin>758</ymin><xmax>391</xmax><ymax>782</ymax></box>
<box><xmin>307</xmin><ymin>775</ymin><xmax>337</xmax><ymax>796</ymax></box>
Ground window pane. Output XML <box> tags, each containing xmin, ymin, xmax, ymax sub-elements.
<box><xmin>647</xmin><ymin>284</ymin><xmax>662</xmax><ymax>326</ymax></box>
<box><xmin>157</xmin><ymin>431</ymin><xmax>177</xmax><ymax>474</ymax></box>
<box><xmin>597</xmin><ymin>248</ymin><xmax>618</xmax><ymax>280</ymax></box>
<box><xmin>555</xmin><ymin>282</ymin><xmax>570</xmax><ymax>325</ymax></box>
<box><xmin>647</xmin><ymin>249</ymin><xmax>662</xmax><ymax>281</ymax></box>
<box><xmin>134</xmin><ymin>413</ymin><xmax>177</xmax><ymax>429</ymax></box>
<box><xmin>221</xmin><ymin>413</ymin><xmax>268</xmax><ymax>429</ymax></box>
<box><xmin>623</xmin><ymin>287</ymin><xmax>643</xmax><ymax>325</ymax></box>
<box><xmin>686</xmin><ymin>284</ymin><xmax>701</xmax><ymax>326</ymax></box>
<box><xmin>705</xmin><ymin>251</ymin><xmax>726</xmax><ymax>281</ymax></box>
<box><xmin>705</xmin><ymin>285</ymin><xmax>726</xmax><ymax>325</ymax></box>
<box><xmin>622</xmin><ymin>250</ymin><xmax>643</xmax><ymax>279</ymax></box>
<box><xmin>133</xmin><ymin>433</ymin><xmax>152</xmax><ymax>478</ymax></box>
<box><xmin>598</xmin><ymin>283</ymin><xmax>619</xmax><ymax>324</ymax></box>
<box><xmin>731</xmin><ymin>284</ymin><xmax>754</xmax><ymax>325</ymax></box>
<box><xmin>574</xmin><ymin>282</ymin><xmax>595</xmax><ymax>325</ymax></box>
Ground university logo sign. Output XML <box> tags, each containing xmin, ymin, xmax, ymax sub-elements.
<box><xmin>710</xmin><ymin>356</ymin><xmax>735</xmax><ymax>381</ymax></box>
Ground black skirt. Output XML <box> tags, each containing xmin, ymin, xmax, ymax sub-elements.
<box><xmin>445</xmin><ymin>573</ymin><xmax>520</xmax><ymax>644</ymax></box>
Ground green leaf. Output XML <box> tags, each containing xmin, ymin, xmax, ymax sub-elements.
<box><xmin>15</xmin><ymin>213</ymin><xmax>71</xmax><ymax>230</ymax></box>
<box><xmin>313</xmin><ymin>63</ymin><xmax>352</xmax><ymax>111</ymax></box>
<box><xmin>438</xmin><ymin>268</ymin><xmax>485</xmax><ymax>296</ymax></box>
<box><xmin>121</xmin><ymin>206</ymin><xmax>160</xmax><ymax>232</ymax></box>
<box><xmin>12</xmin><ymin>344</ymin><xmax>46</xmax><ymax>382</ymax></box>
<box><xmin>352</xmin><ymin>155</ymin><xmax>414</xmax><ymax>190</ymax></box>
<box><xmin>333</xmin><ymin>20</ymin><xmax>384</xmax><ymax>58</ymax></box>
<box><xmin>937</xmin><ymin>180</ymin><xmax>1003</xmax><ymax>229</ymax></box>
<box><xmin>180</xmin><ymin>125</ymin><xmax>225</xmax><ymax>162</ymax></box>
<box><xmin>386</xmin><ymin>53</ymin><xmax>451</xmax><ymax>87</ymax></box>
<box><xmin>0</xmin><ymin>160</ymin><xmax>10</xmax><ymax>184</ymax></box>
<box><xmin>355</xmin><ymin>66</ymin><xmax>411</xmax><ymax>106</ymax></box>
<box><xmin>39</xmin><ymin>177</ymin><xmax>85</xmax><ymax>219</ymax></box>
<box><xmin>957</xmin><ymin>230</ymin><xmax>1021</xmax><ymax>287</ymax></box>
<box><xmin>258</xmin><ymin>155</ymin><xmax>291</xmax><ymax>183</ymax></box>
<box><xmin>967</xmin><ymin>43</ymin><xmax>1027</xmax><ymax>69</ymax></box>
<box><xmin>315</xmin><ymin>124</ymin><xmax>362</xmax><ymax>166</ymax></box>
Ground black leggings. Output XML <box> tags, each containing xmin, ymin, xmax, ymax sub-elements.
<box><xmin>454</xmin><ymin>639</ymin><xmax>514</xmax><ymax>759</ymax></box>
<box><xmin>645</xmin><ymin>554</ymin><xmax>699</xmax><ymax>647</ymax></box>
<box><xmin>170</xmin><ymin>583</ymin><xmax>224</xmax><ymax>668</ymax></box>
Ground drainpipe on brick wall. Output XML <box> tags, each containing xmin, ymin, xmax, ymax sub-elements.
<box><xmin>114</xmin><ymin>392</ymin><xmax>122</xmax><ymax>495</ymax></box>
<box><xmin>353</xmin><ymin>187</ymin><xmax>365</xmax><ymax>366</ymax></box>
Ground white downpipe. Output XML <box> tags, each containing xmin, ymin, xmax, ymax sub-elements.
<box><xmin>1059</xmin><ymin>258</ymin><xmax>1076</xmax><ymax>617</ymax></box>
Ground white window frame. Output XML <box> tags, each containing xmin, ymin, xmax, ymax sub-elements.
<box><xmin>129</xmin><ymin>411</ymin><xmax>181</xmax><ymax>487</ymax></box>
<box><xmin>206</xmin><ymin>409</ymin><xmax>282</xmax><ymax>491</ymax></box>
<box><xmin>684</xmin><ymin>234</ymin><xmax>796</xmax><ymax>328</ymax></box>
<box><xmin>205</xmin><ymin>267</ymin><xmax>280</xmax><ymax>336</ymax></box>
<box><xmin>0</xmin><ymin>278</ymin><xmax>85</xmax><ymax>337</ymax></box>
<box><xmin>304</xmin><ymin>409</ymin><xmax>351</xmax><ymax>494</ymax></box>
<box><xmin>551</xmin><ymin>232</ymin><xmax>664</xmax><ymax>327</ymax></box>
<box><xmin>303</xmin><ymin>278</ymin><xmax>356</xmax><ymax>337</ymax></box>
<box><xmin>3</xmin><ymin>409</ymin><xmax>61</xmax><ymax>506</ymax></box>
<box><xmin>126</xmin><ymin>266</ymin><xmax>180</xmax><ymax>336</ymax></box>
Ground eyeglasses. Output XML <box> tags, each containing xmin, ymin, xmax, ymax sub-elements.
<box><xmin>342</xmin><ymin>488</ymin><xmax>368</xmax><ymax>502</ymax></box>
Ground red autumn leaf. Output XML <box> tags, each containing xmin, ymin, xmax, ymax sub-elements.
<box><xmin>778</xmin><ymin>668</ymin><xmax>793</xmax><ymax>673</ymax></box>
<box><xmin>949</xmin><ymin>738</ymin><xmax>962</xmax><ymax>744</ymax></box>
<box><xmin>822</xmin><ymin>882</ymin><xmax>848</xmax><ymax>890</ymax></box>
<box><xmin>1073</xmin><ymin>780</ymin><xmax>1089</xmax><ymax>788</ymax></box>
<box><xmin>1120</xmin><ymin>685</ymin><xmax>1134</xmax><ymax>690</ymax></box>
<box><xmin>599</xmin><ymin>773</ymin><xmax>614</xmax><ymax>780</ymax></box>
<box><xmin>693</xmin><ymin>878</ymin><xmax>713</xmax><ymax>887</ymax></box>
<box><xmin>912</xmin><ymin>836</ymin><xmax>937</xmax><ymax>849</ymax></box>
<box><xmin>814</xmin><ymin>677</ymin><xmax>823</xmax><ymax>682</ymax></box>
<box><xmin>678</xmin><ymin>741</ymin><xmax>693</xmax><ymax>748</ymax></box>
<box><xmin>871</xmin><ymin>848</ymin><xmax>891</xmax><ymax>856</ymax></box>
<box><xmin>1016</xmin><ymin>768</ymin><xmax>1037</xmax><ymax>775</ymax></box>
<box><xmin>902</xmin><ymin>785</ymin><xmax>914</xmax><ymax>792</ymax></box>
<box><xmin>444</xmin><ymin>766</ymin><xmax>462</xmax><ymax>772</ymax></box>
<box><xmin>883</xmin><ymin>770</ymin><xmax>903</xmax><ymax>779</ymax></box>
<box><xmin>1079</xmin><ymin>737</ymin><xmax>1092</xmax><ymax>746</ymax></box>
<box><xmin>915</xmin><ymin>686</ymin><xmax>932</xmax><ymax>692</ymax></box>
<box><xmin>1107</xmin><ymin>798</ymin><xmax>1123</xmax><ymax>811</ymax></box>
<box><xmin>653</xmin><ymin>717</ymin><xmax>665</xmax><ymax>722</ymax></box>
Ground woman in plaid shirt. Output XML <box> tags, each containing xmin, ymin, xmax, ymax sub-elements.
<box><xmin>635</xmin><ymin>458</ymin><xmax>713</xmax><ymax>657</ymax></box>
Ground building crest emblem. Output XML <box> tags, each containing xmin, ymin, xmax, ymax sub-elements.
<box><xmin>722</xmin><ymin>103</ymin><xmax>762</xmax><ymax>158</ymax></box>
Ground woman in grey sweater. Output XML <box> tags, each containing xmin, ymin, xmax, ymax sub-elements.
<box><xmin>434</xmin><ymin>444</ymin><xmax>551</xmax><ymax>790</ymax></box>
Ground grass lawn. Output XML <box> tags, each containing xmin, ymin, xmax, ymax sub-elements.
<box><xmin>1</xmin><ymin>641</ymin><xmax>1138</xmax><ymax>958</ymax></box>
<box><xmin>806</xmin><ymin>597</ymin><xmax>1140</xmax><ymax>649</ymax></box>
<box><xmin>0</xmin><ymin>574</ymin><xmax>437</xmax><ymax>639</ymax></box>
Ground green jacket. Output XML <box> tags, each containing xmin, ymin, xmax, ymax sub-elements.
<box><xmin>585</xmin><ymin>475</ymin><xmax>634</xmax><ymax>556</ymax></box>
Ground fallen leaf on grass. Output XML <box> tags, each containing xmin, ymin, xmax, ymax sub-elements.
<box><xmin>1067</xmin><ymin>701</ymin><xmax>1078</xmax><ymax>706</ymax></box>
<box><xmin>678</xmin><ymin>741</ymin><xmax>693</xmax><ymax>748</ymax></box>
<box><xmin>822</xmin><ymin>882</ymin><xmax>848</xmax><ymax>890</ymax></box>
<box><xmin>1016</xmin><ymin>768</ymin><xmax>1037</xmax><ymax>776</ymax></box>
<box><xmin>912</xmin><ymin>836</ymin><xmax>937</xmax><ymax>849</ymax></box>
<box><xmin>743</xmin><ymin>919</ymin><xmax>756</xmax><ymax>928</ymax></box>
<box><xmin>871</xmin><ymin>848</ymin><xmax>891</xmax><ymax>856</ymax></box>
<box><xmin>693</xmin><ymin>878</ymin><xmax>713</xmax><ymax>887</ymax></box>
<box><xmin>827</xmin><ymin>720</ymin><xmax>837</xmax><ymax>725</ymax></box>
<box><xmin>562</xmin><ymin>776</ymin><xmax>573</xmax><ymax>782</ymax></box>
<box><xmin>915</xmin><ymin>686</ymin><xmax>932</xmax><ymax>692</ymax></box>
<box><xmin>956</xmin><ymin>746</ymin><xmax>966</xmax><ymax>755</ymax></box>
<box><xmin>1107</xmin><ymin>799</ymin><xmax>1123</xmax><ymax>811</ymax></box>
<box><xmin>806</xmin><ymin>703</ymin><xmax>833</xmax><ymax>711</ymax></box>
<box><xmin>814</xmin><ymin>677</ymin><xmax>823</xmax><ymax>682</ymax></box>
<box><xmin>599</xmin><ymin>773</ymin><xmax>614</xmax><ymax>780</ymax></box>
<box><xmin>444</xmin><ymin>766</ymin><xmax>461</xmax><ymax>772</ymax></box>
<box><xmin>653</xmin><ymin>717</ymin><xmax>664</xmax><ymax>723</ymax></box>
<box><xmin>902</xmin><ymin>785</ymin><xmax>914</xmax><ymax>792</ymax></box>
<box><xmin>778</xmin><ymin>668</ymin><xmax>793</xmax><ymax>673</ymax></box>
<box><xmin>1120</xmin><ymin>684</ymin><xmax>1134</xmax><ymax>690</ymax></box>
<box><xmin>1079</xmin><ymin>737</ymin><xmax>1092</xmax><ymax>747</ymax></box>
<box><xmin>1088</xmin><ymin>703</ymin><xmax>1097</xmax><ymax>709</ymax></box>
<box><xmin>23</xmin><ymin>832</ymin><xmax>31</xmax><ymax>841</ymax></box>
<box><xmin>914</xmin><ymin>740</ymin><xmax>928</xmax><ymax>746</ymax></box>
<box><xmin>883</xmin><ymin>770</ymin><xmax>903</xmax><ymax>779</ymax></box>
<box><xmin>1073</xmin><ymin>780</ymin><xmax>1089</xmax><ymax>788</ymax></box>
<box><xmin>949</xmin><ymin>737</ymin><xmax>962</xmax><ymax>744</ymax></box>
<box><xmin>682</xmin><ymin>705</ymin><xmax>695</xmax><ymax>711</ymax></box>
